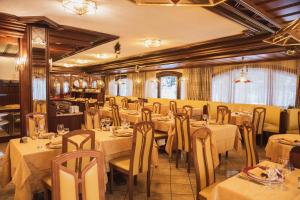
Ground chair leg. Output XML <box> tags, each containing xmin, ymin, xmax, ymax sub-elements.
<box><xmin>134</xmin><ymin>175</ymin><xmax>137</xmax><ymax>185</ymax></box>
<box><xmin>176</xmin><ymin>150</ymin><xmax>180</xmax><ymax>168</ymax></box>
<box><xmin>147</xmin><ymin>170</ymin><xmax>151</xmax><ymax>197</ymax></box>
<box><xmin>225</xmin><ymin>151</ymin><xmax>228</xmax><ymax>158</ymax></box>
<box><xmin>260</xmin><ymin>134</ymin><xmax>263</xmax><ymax>146</ymax></box>
<box><xmin>109</xmin><ymin>165</ymin><xmax>113</xmax><ymax>194</ymax></box>
<box><xmin>187</xmin><ymin>152</ymin><xmax>191</xmax><ymax>173</ymax></box>
<box><xmin>128</xmin><ymin>175</ymin><xmax>134</xmax><ymax>200</ymax></box>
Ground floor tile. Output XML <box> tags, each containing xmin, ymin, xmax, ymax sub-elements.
<box><xmin>172</xmin><ymin>194</ymin><xmax>195</xmax><ymax>200</ymax></box>
<box><xmin>171</xmin><ymin>184</ymin><xmax>193</xmax><ymax>195</ymax></box>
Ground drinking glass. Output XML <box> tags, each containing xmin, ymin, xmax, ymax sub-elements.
<box><xmin>57</xmin><ymin>124</ymin><xmax>64</xmax><ymax>136</ymax></box>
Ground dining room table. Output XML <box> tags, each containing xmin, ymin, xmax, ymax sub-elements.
<box><xmin>0</xmin><ymin>128</ymin><xmax>158</xmax><ymax>200</ymax></box>
<box><xmin>265</xmin><ymin>134</ymin><xmax>300</xmax><ymax>163</ymax></box>
<box><xmin>209</xmin><ymin>160</ymin><xmax>300</xmax><ymax>200</ymax></box>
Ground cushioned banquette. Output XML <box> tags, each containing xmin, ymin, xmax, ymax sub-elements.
<box><xmin>105</xmin><ymin>96</ymin><xmax>292</xmax><ymax>134</ymax></box>
<box><xmin>286</xmin><ymin>109</ymin><xmax>300</xmax><ymax>134</ymax></box>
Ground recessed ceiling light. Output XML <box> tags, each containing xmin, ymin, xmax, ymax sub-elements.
<box><xmin>76</xmin><ymin>59</ymin><xmax>90</xmax><ymax>64</ymax></box>
<box><xmin>63</xmin><ymin>63</ymin><xmax>74</xmax><ymax>67</ymax></box>
<box><xmin>144</xmin><ymin>39</ymin><xmax>161</xmax><ymax>48</ymax></box>
<box><xmin>94</xmin><ymin>53</ymin><xmax>112</xmax><ymax>59</ymax></box>
<box><xmin>62</xmin><ymin>0</ymin><xmax>97</xmax><ymax>16</ymax></box>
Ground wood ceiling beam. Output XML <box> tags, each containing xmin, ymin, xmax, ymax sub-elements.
<box><xmin>236</xmin><ymin>0</ymin><xmax>283</xmax><ymax>28</ymax></box>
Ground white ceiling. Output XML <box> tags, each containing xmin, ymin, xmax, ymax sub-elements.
<box><xmin>0</xmin><ymin>0</ymin><xmax>246</xmax><ymax>67</ymax></box>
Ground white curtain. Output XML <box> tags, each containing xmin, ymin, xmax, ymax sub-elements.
<box><xmin>108</xmin><ymin>80</ymin><xmax>118</xmax><ymax>96</ymax></box>
<box><xmin>119</xmin><ymin>78</ymin><xmax>133</xmax><ymax>96</ymax></box>
<box><xmin>32</xmin><ymin>77</ymin><xmax>46</xmax><ymax>100</ymax></box>
<box><xmin>212</xmin><ymin>68</ymin><xmax>297</xmax><ymax>107</ymax></box>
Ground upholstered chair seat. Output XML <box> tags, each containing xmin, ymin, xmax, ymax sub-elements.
<box><xmin>109</xmin><ymin>156</ymin><xmax>131</xmax><ymax>171</ymax></box>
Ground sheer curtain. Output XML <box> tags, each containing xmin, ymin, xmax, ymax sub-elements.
<box><xmin>119</xmin><ymin>78</ymin><xmax>133</xmax><ymax>96</ymax></box>
<box><xmin>108</xmin><ymin>79</ymin><xmax>118</xmax><ymax>96</ymax></box>
<box><xmin>145</xmin><ymin>71</ymin><xmax>158</xmax><ymax>98</ymax></box>
<box><xmin>32</xmin><ymin>76</ymin><xmax>46</xmax><ymax>100</ymax></box>
<box><xmin>212</xmin><ymin>63</ymin><xmax>297</xmax><ymax>107</ymax></box>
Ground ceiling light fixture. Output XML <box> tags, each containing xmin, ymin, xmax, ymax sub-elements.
<box><xmin>62</xmin><ymin>0</ymin><xmax>97</xmax><ymax>16</ymax></box>
<box><xmin>76</xmin><ymin>59</ymin><xmax>89</xmax><ymax>64</ymax></box>
<box><xmin>144</xmin><ymin>39</ymin><xmax>161</xmax><ymax>48</ymax></box>
<box><xmin>95</xmin><ymin>53</ymin><xmax>111</xmax><ymax>59</ymax></box>
<box><xmin>130</xmin><ymin>0</ymin><xmax>225</xmax><ymax>6</ymax></box>
<box><xmin>63</xmin><ymin>63</ymin><xmax>74</xmax><ymax>67</ymax></box>
<box><xmin>234</xmin><ymin>57</ymin><xmax>251</xmax><ymax>84</ymax></box>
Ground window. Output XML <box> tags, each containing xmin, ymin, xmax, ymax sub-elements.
<box><xmin>212</xmin><ymin>68</ymin><xmax>297</xmax><ymax>107</ymax></box>
<box><xmin>160</xmin><ymin>76</ymin><xmax>178</xmax><ymax>99</ymax></box>
<box><xmin>32</xmin><ymin>77</ymin><xmax>46</xmax><ymax>100</ymax></box>
<box><xmin>91</xmin><ymin>80</ymin><xmax>97</xmax><ymax>88</ymax></box>
<box><xmin>156</xmin><ymin>71</ymin><xmax>182</xmax><ymax>99</ymax></box>
<box><xmin>108</xmin><ymin>78</ymin><xmax>133</xmax><ymax>96</ymax></box>
<box><xmin>145</xmin><ymin>79</ymin><xmax>158</xmax><ymax>98</ymax></box>
<box><xmin>63</xmin><ymin>81</ymin><xmax>70</xmax><ymax>94</ymax></box>
<box><xmin>118</xmin><ymin>78</ymin><xmax>133</xmax><ymax>96</ymax></box>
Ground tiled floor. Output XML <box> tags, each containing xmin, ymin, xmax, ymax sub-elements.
<box><xmin>0</xmin><ymin>143</ymin><xmax>266</xmax><ymax>200</ymax></box>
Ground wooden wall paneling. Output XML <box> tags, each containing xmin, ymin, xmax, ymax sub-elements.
<box><xmin>19</xmin><ymin>26</ymin><xmax>31</xmax><ymax>137</ymax></box>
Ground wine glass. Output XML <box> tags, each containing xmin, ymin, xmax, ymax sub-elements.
<box><xmin>57</xmin><ymin>124</ymin><xmax>64</xmax><ymax>136</ymax></box>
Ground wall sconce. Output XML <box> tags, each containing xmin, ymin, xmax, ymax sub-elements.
<box><xmin>136</xmin><ymin>79</ymin><xmax>141</xmax><ymax>84</ymax></box>
<box><xmin>15</xmin><ymin>56</ymin><xmax>27</xmax><ymax>71</ymax></box>
<box><xmin>180</xmin><ymin>77</ymin><xmax>187</xmax><ymax>81</ymax></box>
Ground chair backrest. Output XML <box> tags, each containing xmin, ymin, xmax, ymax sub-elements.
<box><xmin>130</xmin><ymin>121</ymin><xmax>154</xmax><ymax>176</ymax></box>
<box><xmin>121</xmin><ymin>97</ymin><xmax>129</xmax><ymax>109</ymax></box>
<box><xmin>26</xmin><ymin>112</ymin><xmax>48</xmax><ymax>137</ymax></box>
<box><xmin>84</xmin><ymin>108</ymin><xmax>100</xmax><ymax>130</ymax></box>
<box><xmin>134</xmin><ymin>99</ymin><xmax>144</xmax><ymax>111</ymax></box>
<box><xmin>192</xmin><ymin>128</ymin><xmax>215</xmax><ymax>196</ymax></box>
<box><xmin>290</xmin><ymin>146</ymin><xmax>300</xmax><ymax>169</ymax></box>
<box><xmin>62</xmin><ymin>130</ymin><xmax>95</xmax><ymax>172</ymax></box>
<box><xmin>33</xmin><ymin>100</ymin><xmax>47</xmax><ymax>113</ymax></box>
<box><xmin>252</xmin><ymin>107</ymin><xmax>266</xmax><ymax>135</ymax></box>
<box><xmin>152</xmin><ymin>102</ymin><xmax>161</xmax><ymax>114</ymax></box>
<box><xmin>170</xmin><ymin>101</ymin><xmax>177</xmax><ymax>114</ymax></box>
<box><xmin>111</xmin><ymin>104</ymin><xmax>121</xmax><ymax>126</ymax></box>
<box><xmin>243</xmin><ymin>124</ymin><xmax>259</xmax><ymax>167</ymax></box>
<box><xmin>183</xmin><ymin>105</ymin><xmax>193</xmax><ymax>119</ymax></box>
<box><xmin>174</xmin><ymin>114</ymin><xmax>191</xmax><ymax>152</ymax></box>
<box><xmin>216</xmin><ymin>105</ymin><xmax>231</xmax><ymax>124</ymax></box>
<box><xmin>141</xmin><ymin>108</ymin><xmax>152</xmax><ymax>123</ymax></box>
<box><xmin>51</xmin><ymin>150</ymin><xmax>105</xmax><ymax>200</ymax></box>
<box><xmin>108</xmin><ymin>97</ymin><xmax>116</xmax><ymax>107</ymax></box>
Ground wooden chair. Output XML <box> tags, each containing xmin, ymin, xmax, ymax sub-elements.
<box><xmin>84</xmin><ymin>108</ymin><xmax>100</xmax><ymax>130</ymax></box>
<box><xmin>183</xmin><ymin>105</ymin><xmax>193</xmax><ymax>119</ymax></box>
<box><xmin>111</xmin><ymin>104</ymin><xmax>121</xmax><ymax>126</ymax></box>
<box><xmin>121</xmin><ymin>97</ymin><xmax>129</xmax><ymax>110</ymax></box>
<box><xmin>192</xmin><ymin>127</ymin><xmax>217</xmax><ymax>200</ymax></box>
<box><xmin>174</xmin><ymin>113</ymin><xmax>192</xmax><ymax>173</ymax></box>
<box><xmin>243</xmin><ymin>124</ymin><xmax>259</xmax><ymax>167</ymax></box>
<box><xmin>109</xmin><ymin>97</ymin><xmax>116</xmax><ymax>107</ymax></box>
<box><xmin>43</xmin><ymin>130</ymin><xmax>95</xmax><ymax>199</ymax></box>
<box><xmin>216</xmin><ymin>105</ymin><xmax>231</xmax><ymax>124</ymax></box>
<box><xmin>33</xmin><ymin>100</ymin><xmax>47</xmax><ymax>113</ymax></box>
<box><xmin>51</xmin><ymin>150</ymin><xmax>105</xmax><ymax>200</ymax></box>
<box><xmin>290</xmin><ymin>146</ymin><xmax>300</xmax><ymax>169</ymax></box>
<box><xmin>109</xmin><ymin>121</ymin><xmax>154</xmax><ymax>200</ymax></box>
<box><xmin>152</xmin><ymin>102</ymin><xmax>161</xmax><ymax>114</ymax></box>
<box><xmin>141</xmin><ymin>108</ymin><xmax>152</xmax><ymax>122</ymax></box>
<box><xmin>25</xmin><ymin>112</ymin><xmax>48</xmax><ymax>137</ymax></box>
<box><xmin>134</xmin><ymin>99</ymin><xmax>144</xmax><ymax>111</ymax></box>
<box><xmin>252</xmin><ymin>107</ymin><xmax>266</xmax><ymax>146</ymax></box>
<box><xmin>298</xmin><ymin>111</ymin><xmax>300</xmax><ymax>134</ymax></box>
<box><xmin>169</xmin><ymin>100</ymin><xmax>177</xmax><ymax>114</ymax></box>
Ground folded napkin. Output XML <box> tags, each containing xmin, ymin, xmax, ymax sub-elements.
<box><xmin>50</xmin><ymin>136</ymin><xmax>62</xmax><ymax>145</ymax></box>
<box><xmin>38</xmin><ymin>132</ymin><xmax>55</xmax><ymax>139</ymax></box>
<box><xmin>248</xmin><ymin>167</ymin><xmax>267</xmax><ymax>180</ymax></box>
<box><xmin>115</xmin><ymin>128</ymin><xmax>133</xmax><ymax>134</ymax></box>
<box><xmin>279</xmin><ymin>138</ymin><xmax>300</xmax><ymax>146</ymax></box>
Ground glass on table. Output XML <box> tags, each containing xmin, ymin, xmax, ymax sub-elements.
<box><xmin>57</xmin><ymin>124</ymin><xmax>64</xmax><ymax>136</ymax></box>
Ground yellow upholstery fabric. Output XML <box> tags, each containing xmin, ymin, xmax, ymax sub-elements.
<box><xmin>183</xmin><ymin>105</ymin><xmax>193</xmax><ymax>118</ymax></box>
<box><xmin>141</xmin><ymin>108</ymin><xmax>152</xmax><ymax>122</ymax></box>
<box><xmin>27</xmin><ymin>115</ymin><xmax>46</xmax><ymax>137</ymax></box>
<box><xmin>109</xmin><ymin>156</ymin><xmax>130</xmax><ymax>171</ymax></box>
<box><xmin>199</xmin><ymin>182</ymin><xmax>219</xmax><ymax>199</ymax></box>
<box><xmin>83</xmin><ymin>163</ymin><xmax>100</xmax><ymax>200</ymax></box>
<box><xmin>85</xmin><ymin>110</ymin><xmax>100</xmax><ymax>130</ymax></box>
<box><xmin>263</xmin><ymin>123</ymin><xmax>279</xmax><ymax>133</ymax></box>
<box><xmin>121</xmin><ymin>98</ymin><xmax>129</xmax><ymax>109</ymax></box>
<box><xmin>174</xmin><ymin>115</ymin><xmax>190</xmax><ymax>152</ymax></box>
<box><xmin>252</xmin><ymin>107</ymin><xmax>266</xmax><ymax>135</ymax></box>
<box><xmin>59</xmin><ymin>169</ymin><xmax>77</xmax><ymax>200</ymax></box>
<box><xmin>287</xmin><ymin>109</ymin><xmax>300</xmax><ymax>134</ymax></box>
<box><xmin>112</xmin><ymin>105</ymin><xmax>121</xmax><ymax>126</ymax></box>
<box><xmin>243</xmin><ymin>126</ymin><xmax>258</xmax><ymax>167</ymax></box>
<box><xmin>33</xmin><ymin>100</ymin><xmax>47</xmax><ymax>113</ymax></box>
<box><xmin>154</xmin><ymin>132</ymin><xmax>168</xmax><ymax>139</ymax></box>
<box><xmin>216</xmin><ymin>106</ymin><xmax>231</xmax><ymax>124</ymax></box>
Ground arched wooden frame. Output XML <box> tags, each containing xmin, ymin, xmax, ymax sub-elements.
<box><xmin>156</xmin><ymin>71</ymin><xmax>182</xmax><ymax>99</ymax></box>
